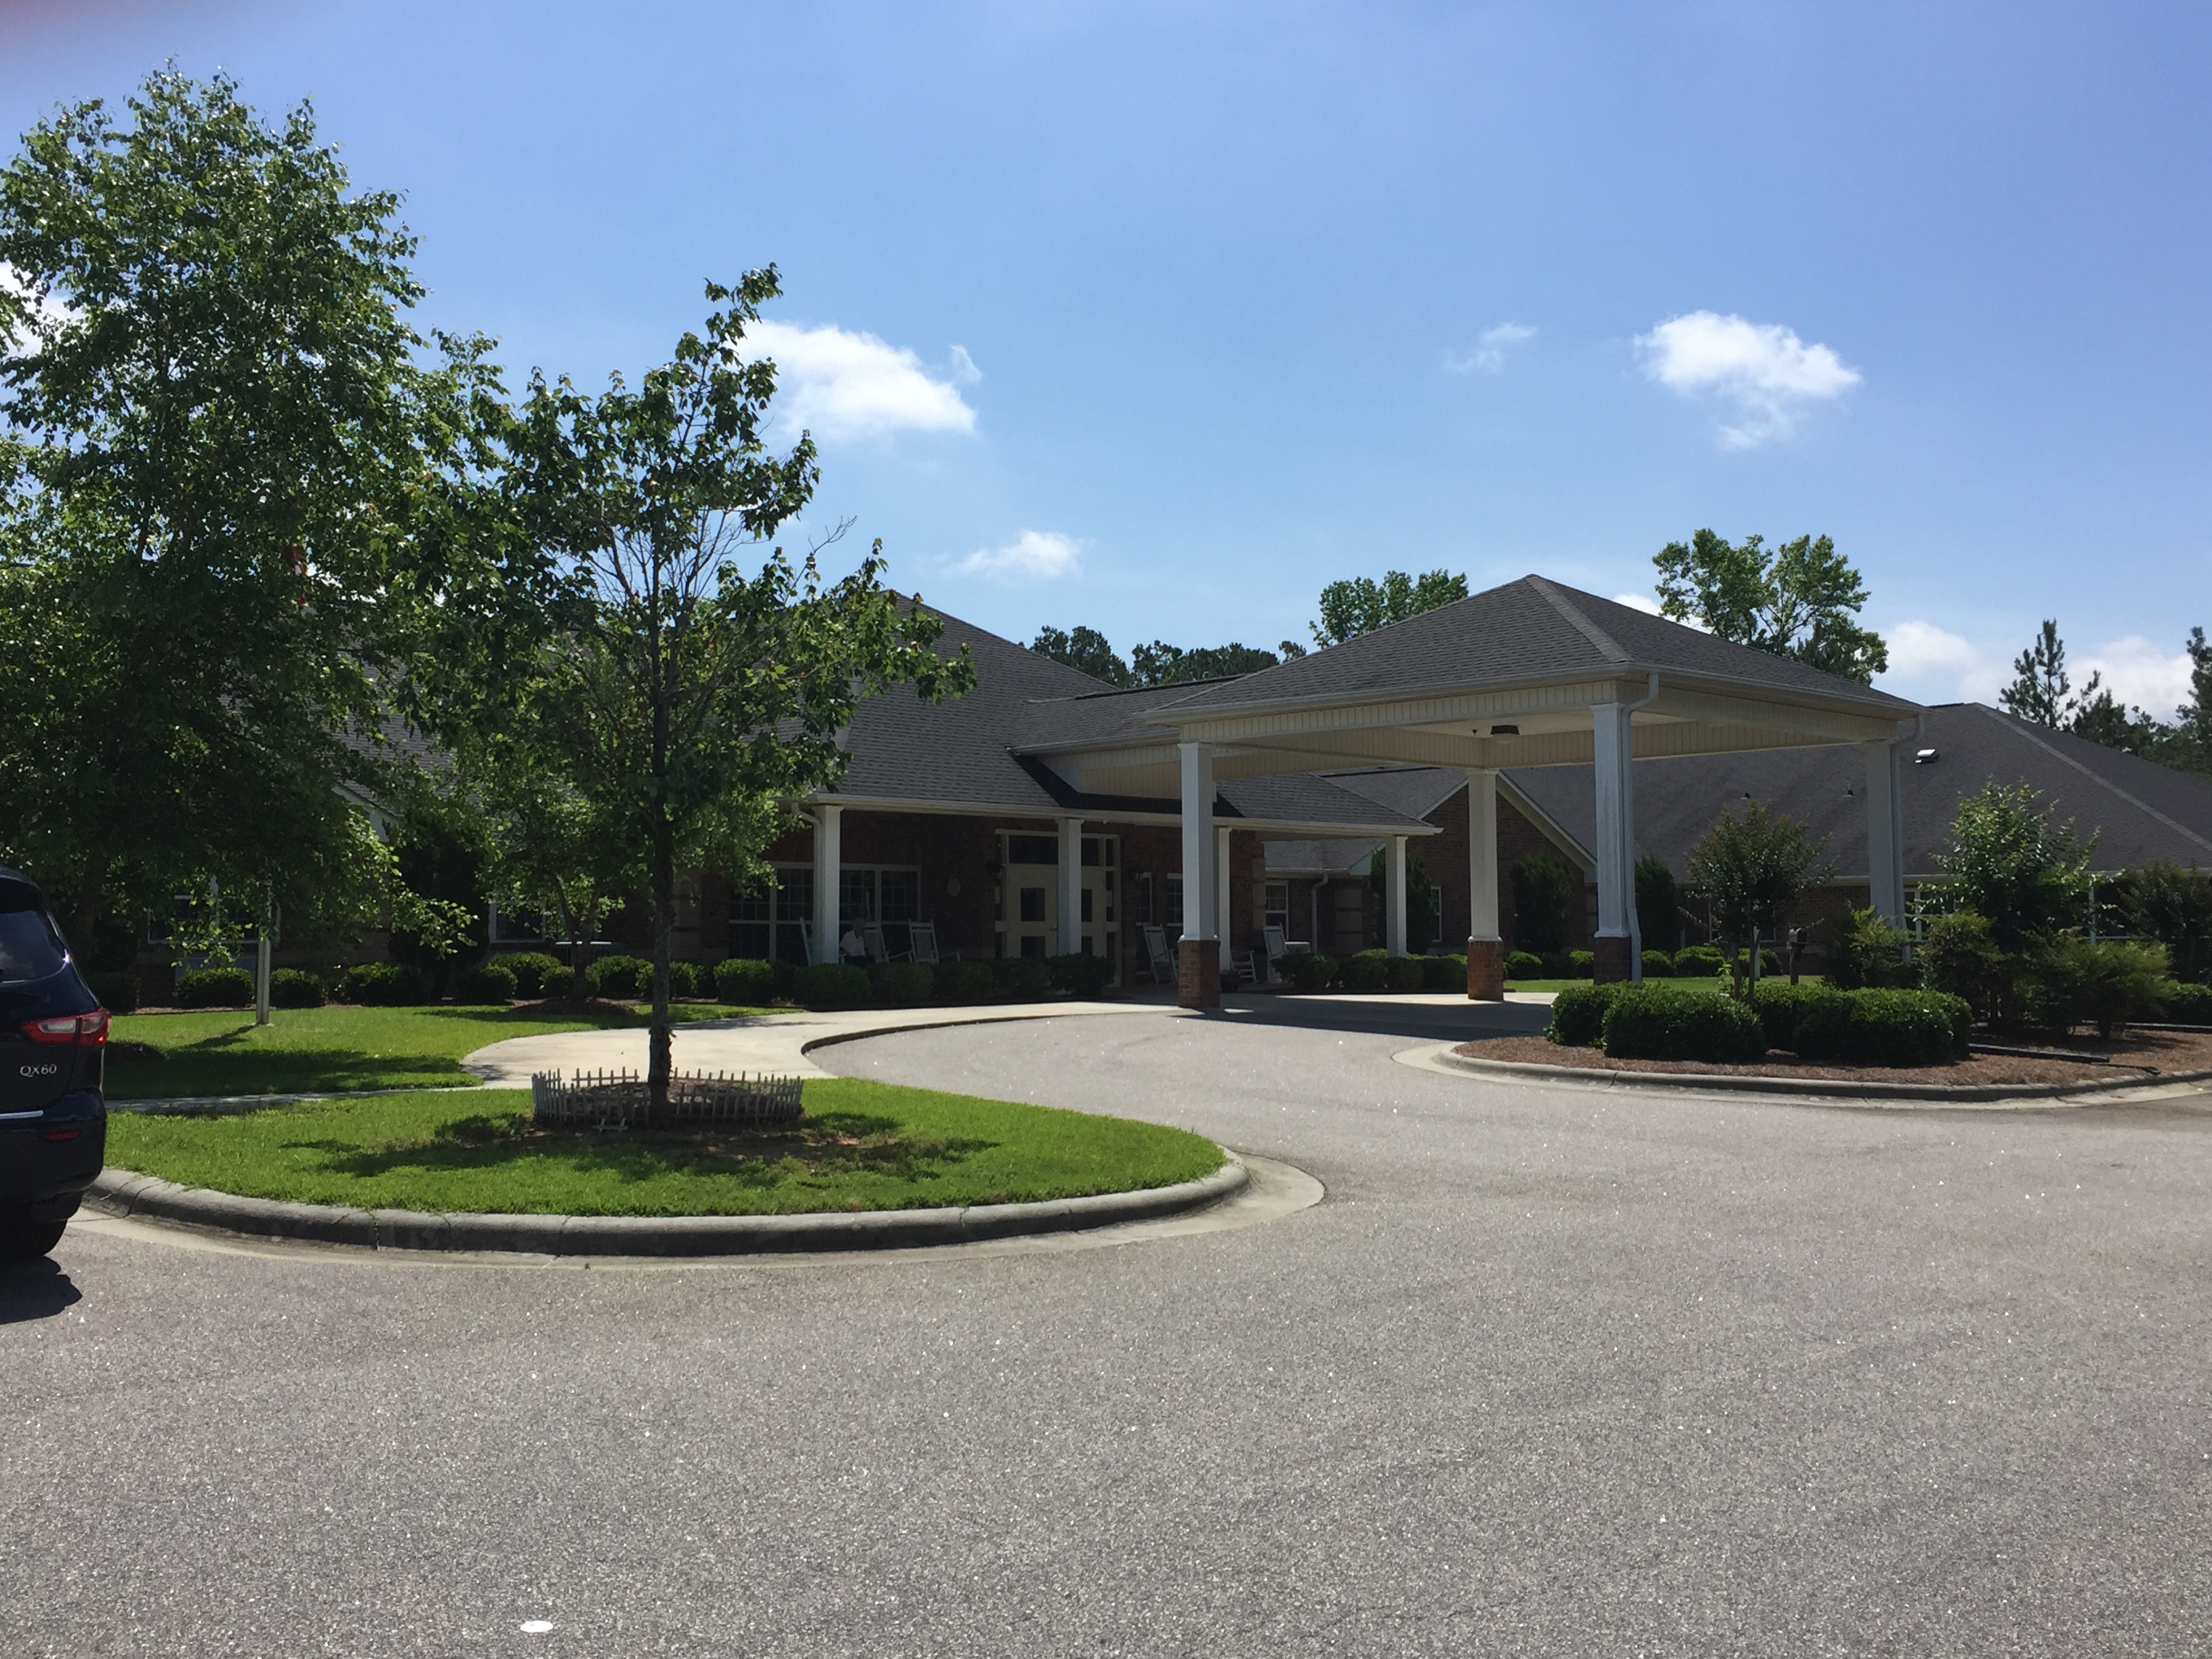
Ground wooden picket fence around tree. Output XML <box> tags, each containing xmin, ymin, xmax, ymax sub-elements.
<box><xmin>529</xmin><ymin>1067</ymin><xmax>804</xmax><ymax>1129</ymax></box>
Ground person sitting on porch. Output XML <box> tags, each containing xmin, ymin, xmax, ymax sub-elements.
<box><xmin>839</xmin><ymin>923</ymin><xmax>868</xmax><ymax>966</ymax></box>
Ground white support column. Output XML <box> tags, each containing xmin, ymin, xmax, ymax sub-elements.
<box><xmin>1057</xmin><ymin>817</ymin><xmax>1084</xmax><ymax>956</ymax></box>
<box><xmin>1467</xmin><ymin>769</ymin><xmax>1500</xmax><ymax>942</ymax></box>
<box><xmin>1385</xmin><ymin>835</ymin><xmax>1409</xmax><ymax>957</ymax></box>
<box><xmin>811</xmin><ymin>803</ymin><xmax>842</xmax><ymax>963</ymax></box>
<box><xmin>1864</xmin><ymin>740</ymin><xmax>1906</xmax><ymax>924</ymax></box>
<box><xmin>1214</xmin><ymin>825</ymin><xmax>1233</xmax><ymax>956</ymax></box>
<box><xmin>1178</xmin><ymin>743</ymin><xmax>1215</xmax><ymax>941</ymax></box>
<box><xmin>1592</xmin><ymin>700</ymin><xmax>1638</xmax><ymax>980</ymax></box>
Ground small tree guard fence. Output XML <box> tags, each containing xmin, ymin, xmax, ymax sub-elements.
<box><xmin>530</xmin><ymin>1068</ymin><xmax>804</xmax><ymax>1129</ymax></box>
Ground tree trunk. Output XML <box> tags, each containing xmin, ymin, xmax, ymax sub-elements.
<box><xmin>647</xmin><ymin>811</ymin><xmax>675</xmax><ymax>1118</ymax></box>
<box><xmin>69</xmin><ymin>854</ymin><xmax>111</xmax><ymax>954</ymax></box>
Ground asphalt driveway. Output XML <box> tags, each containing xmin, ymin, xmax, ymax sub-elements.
<box><xmin>5</xmin><ymin>1008</ymin><xmax>2209</xmax><ymax>1656</ymax></box>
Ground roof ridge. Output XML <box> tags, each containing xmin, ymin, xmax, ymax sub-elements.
<box><xmin>1525</xmin><ymin>575</ymin><xmax>1630</xmax><ymax>664</ymax></box>
<box><xmin>1969</xmin><ymin>704</ymin><xmax>2212</xmax><ymax>857</ymax></box>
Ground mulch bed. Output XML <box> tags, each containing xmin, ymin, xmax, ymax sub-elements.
<box><xmin>1457</xmin><ymin>1027</ymin><xmax>2212</xmax><ymax>1088</ymax></box>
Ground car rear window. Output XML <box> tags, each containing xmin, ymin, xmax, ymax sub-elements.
<box><xmin>0</xmin><ymin>903</ymin><xmax>68</xmax><ymax>985</ymax></box>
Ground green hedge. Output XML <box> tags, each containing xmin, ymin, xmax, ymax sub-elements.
<box><xmin>933</xmin><ymin>960</ymin><xmax>994</xmax><ymax>1002</ymax></box>
<box><xmin>714</xmin><ymin>958</ymin><xmax>779</xmax><ymax>1004</ymax></box>
<box><xmin>497</xmin><ymin>951</ymin><xmax>567</xmax><ymax>999</ymax></box>
<box><xmin>1672</xmin><ymin>945</ymin><xmax>1726</xmax><ymax>977</ymax></box>
<box><xmin>2161</xmin><ymin>981</ymin><xmax>2212</xmax><ymax>1025</ymax></box>
<box><xmin>1342</xmin><ymin>949</ymin><xmax>1389</xmax><ymax>991</ymax></box>
<box><xmin>455</xmin><ymin>961</ymin><xmax>517</xmax><ymax>1004</ymax></box>
<box><xmin>341</xmin><ymin>962</ymin><xmax>430</xmax><ymax>1006</ymax></box>
<box><xmin>990</xmin><ymin>957</ymin><xmax>1052</xmax><ymax>1000</ymax></box>
<box><xmin>1733</xmin><ymin>947</ymin><xmax>1781</xmax><ymax>977</ymax></box>
<box><xmin>1504</xmin><ymin>950</ymin><xmax>1542</xmax><ymax>981</ymax></box>
<box><xmin>1547</xmin><ymin>983</ymin><xmax>1624</xmax><ymax>1047</ymax></box>
<box><xmin>794</xmin><ymin>962</ymin><xmax>870</xmax><ymax>1010</ymax></box>
<box><xmin>83</xmin><ymin>970</ymin><xmax>140</xmax><ymax>1013</ymax></box>
<box><xmin>1601</xmin><ymin>985</ymin><xmax>1765</xmax><ymax>1063</ymax></box>
<box><xmin>1421</xmin><ymin>953</ymin><xmax>1467</xmax><ymax>991</ymax></box>
<box><xmin>1279</xmin><ymin>952</ymin><xmax>1337</xmax><ymax>991</ymax></box>
<box><xmin>587</xmin><ymin>954</ymin><xmax>649</xmax><ymax>999</ymax></box>
<box><xmin>1048</xmin><ymin>954</ymin><xmax>1117</xmax><ymax>998</ymax></box>
<box><xmin>1540</xmin><ymin>950</ymin><xmax>1595</xmax><ymax>979</ymax></box>
<box><xmin>1639</xmin><ymin>950</ymin><xmax>1673</xmax><ymax>978</ymax></box>
<box><xmin>176</xmin><ymin>965</ymin><xmax>253</xmax><ymax>1008</ymax></box>
<box><xmin>1384</xmin><ymin>956</ymin><xmax>1425</xmax><ymax>991</ymax></box>
<box><xmin>1748</xmin><ymin>979</ymin><xmax>1831</xmax><ymax>1050</ymax></box>
<box><xmin>270</xmin><ymin>968</ymin><xmax>327</xmax><ymax>1008</ymax></box>
<box><xmin>1792</xmin><ymin>989</ymin><xmax>1970</xmax><ymax>1067</ymax></box>
<box><xmin>867</xmin><ymin>961</ymin><xmax>936</xmax><ymax>1006</ymax></box>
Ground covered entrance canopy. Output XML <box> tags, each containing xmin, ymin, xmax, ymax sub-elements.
<box><xmin>1019</xmin><ymin>575</ymin><xmax>1923</xmax><ymax>1005</ymax></box>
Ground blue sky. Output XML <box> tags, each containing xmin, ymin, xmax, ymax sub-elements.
<box><xmin>7</xmin><ymin>1</ymin><xmax>2209</xmax><ymax>713</ymax></box>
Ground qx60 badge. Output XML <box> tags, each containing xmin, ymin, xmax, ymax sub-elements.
<box><xmin>20</xmin><ymin>1063</ymin><xmax>59</xmax><ymax>1078</ymax></box>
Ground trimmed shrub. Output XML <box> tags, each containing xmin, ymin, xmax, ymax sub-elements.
<box><xmin>1504</xmin><ymin>950</ymin><xmax>1542</xmax><ymax>981</ymax></box>
<box><xmin>1547</xmin><ymin>983</ymin><xmax>1624</xmax><ymax>1047</ymax></box>
<box><xmin>1383</xmin><ymin>956</ymin><xmax>1425</xmax><ymax>992</ymax></box>
<box><xmin>869</xmin><ymin>960</ymin><xmax>936</xmax><ymax>1006</ymax></box>
<box><xmin>1341</xmin><ymin>948</ymin><xmax>1389</xmax><ymax>991</ymax></box>
<box><xmin>714</xmin><ymin>957</ymin><xmax>779</xmax><ymax>1005</ymax></box>
<box><xmin>1827</xmin><ymin>907</ymin><xmax>1914</xmax><ymax>990</ymax></box>
<box><xmin>176</xmin><ymin>966</ymin><xmax>254</xmax><ymax>1008</ymax></box>
<box><xmin>587</xmin><ymin>954</ymin><xmax>649</xmax><ymax>999</ymax></box>
<box><xmin>1639</xmin><ymin>950</ymin><xmax>1673</xmax><ymax>979</ymax></box>
<box><xmin>1048</xmin><ymin>954</ymin><xmax>1117</xmax><ymax>998</ymax></box>
<box><xmin>1672</xmin><ymin>945</ymin><xmax>1726</xmax><ymax>978</ymax></box>
<box><xmin>1732</xmin><ymin>947</ymin><xmax>1782</xmax><ymax>978</ymax></box>
<box><xmin>990</xmin><ymin>956</ymin><xmax>1052</xmax><ymax>1000</ymax></box>
<box><xmin>1421</xmin><ymin>953</ymin><xmax>1466</xmax><ymax>991</ymax></box>
<box><xmin>269</xmin><ymin>968</ymin><xmax>327</xmax><ymax>1009</ymax></box>
<box><xmin>83</xmin><ymin>970</ymin><xmax>139</xmax><ymax>1014</ymax></box>
<box><xmin>1538</xmin><ymin>951</ymin><xmax>1574</xmax><ymax>978</ymax></box>
<box><xmin>665</xmin><ymin>960</ymin><xmax>700</xmax><ymax>998</ymax></box>
<box><xmin>1600</xmin><ymin>985</ymin><xmax>1765</xmax><ymax>1063</ymax></box>
<box><xmin>1567</xmin><ymin>949</ymin><xmax>1595</xmax><ymax>979</ymax></box>
<box><xmin>454</xmin><ymin>961</ymin><xmax>517</xmax><ymax>1004</ymax></box>
<box><xmin>2023</xmin><ymin>937</ymin><xmax>2169</xmax><ymax>1039</ymax></box>
<box><xmin>933</xmin><ymin>960</ymin><xmax>994</xmax><ymax>1002</ymax></box>
<box><xmin>2160</xmin><ymin>980</ymin><xmax>2212</xmax><ymax>1025</ymax></box>
<box><xmin>1279</xmin><ymin>952</ymin><xmax>1337</xmax><ymax>991</ymax></box>
<box><xmin>1792</xmin><ymin>988</ymin><xmax>1968</xmax><ymax>1067</ymax></box>
<box><xmin>1749</xmin><ymin>979</ymin><xmax>1831</xmax><ymax>1051</ymax></box>
<box><xmin>498</xmin><ymin>951</ymin><xmax>567</xmax><ymax>999</ymax></box>
<box><xmin>794</xmin><ymin>962</ymin><xmax>870</xmax><ymax>1010</ymax></box>
<box><xmin>341</xmin><ymin>962</ymin><xmax>430</xmax><ymax>1006</ymax></box>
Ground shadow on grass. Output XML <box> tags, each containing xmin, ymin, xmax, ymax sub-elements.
<box><xmin>292</xmin><ymin>1108</ymin><xmax>999</xmax><ymax>1190</ymax></box>
<box><xmin>105</xmin><ymin>1048</ymin><xmax>475</xmax><ymax>1100</ymax></box>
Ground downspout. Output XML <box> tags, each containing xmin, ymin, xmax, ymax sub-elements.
<box><xmin>1623</xmin><ymin>673</ymin><xmax>1661</xmax><ymax>979</ymax></box>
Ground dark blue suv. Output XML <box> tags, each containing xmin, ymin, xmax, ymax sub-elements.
<box><xmin>0</xmin><ymin>869</ymin><xmax>108</xmax><ymax>1260</ymax></box>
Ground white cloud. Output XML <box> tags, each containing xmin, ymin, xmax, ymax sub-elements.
<box><xmin>740</xmin><ymin>320</ymin><xmax>977</xmax><ymax>443</ymax></box>
<box><xmin>1610</xmin><ymin>590</ymin><xmax>1664</xmax><ymax>616</ymax></box>
<box><xmin>1637</xmin><ymin>310</ymin><xmax>1859</xmax><ymax>448</ymax></box>
<box><xmin>2076</xmin><ymin>636</ymin><xmax>2198</xmax><ymax>718</ymax></box>
<box><xmin>0</xmin><ymin>262</ymin><xmax>74</xmax><ymax>354</ymax></box>
<box><xmin>1881</xmin><ymin>619</ymin><xmax>2003</xmax><ymax>705</ymax></box>
<box><xmin>1446</xmin><ymin>321</ymin><xmax>1537</xmax><ymax>375</ymax></box>
<box><xmin>954</xmin><ymin>529</ymin><xmax>1080</xmax><ymax>581</ymax></box>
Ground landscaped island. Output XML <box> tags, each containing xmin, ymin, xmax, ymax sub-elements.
<box><xmin>104</xmin><ymin>1078</ymin><xmax>1225</xmax><ymax>1217</ymax></box>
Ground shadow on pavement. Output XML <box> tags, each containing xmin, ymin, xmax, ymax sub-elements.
<box><xmin>0</xmin><ymin>1255</ymin><xmax>83</xmax><ymax>1324</ymax></box>
<box><xmin>1197</xmin><ymin>995</ymin><xmax>1553</xmax><ymax>1044</ymax></box>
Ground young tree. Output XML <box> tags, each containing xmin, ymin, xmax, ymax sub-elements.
<box><xmin>1368</xmin><ymin>848</ymin><xmax>1438</xmax><ymax>955</ymax></box>
<box><xmin>0</xmin><ymin>71</ymin><xmax>478</xmax><ymax>942</ymax></box>
<box><xmin>1685</xmin><ymin>800</ymin><xmax>1830</xmax><ymax>984</ymax></box>
<box><xmin>1652</xmin><ymin>531</ymin><xmax>1887</xmax><ymax>683</ymax></box>
<box><xmin>1933</xmin><ymin>781</ymin><xmax>2094</xmax><ymax>949</ymax></box>
<box><xmin>1634</xmin><ymin>855</ymin><xmax>1681</xmax><ymax>952</ymax></box>
<box><xmin>1509</xmin><ymin>853</ymin><xmax>1576</xmax><ymax>954</ymax></box>
<box><xmin>2111</xmin><ymin>861</ymin><xmax>2212</xmax><ymax>983</ymax></box>
<box><xmin>1996</xmin><ymin>619</ymin><xmax>2118</xmax><ymax>729</ymax></box>
<box><xmin>493</xmin><ymin>272</ymin><xmax>973</xmax><ymax>1108</ymax></box>
<box><xmin>1311</xmin><ymin>568</ymin><xmax>1467</xmax><ymax>649</ymax></box>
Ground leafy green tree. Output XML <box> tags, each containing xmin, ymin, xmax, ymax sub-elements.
<box><xmin>1311</xmin><ymin>569</ymin><xmax>1467</xmax><ymax>649</ymax></box>
<box><xmin>1029</xmin><ymin>625</ymin><xmax>1132</xmax><ymax>686</ymax></box>
<box><xmin>1685</xmin><ymin>800</ymin><xmax>1830</xmax><ymax>983</ymax></box>
<box><xmin>1130</xmin><ymin>640</ymin><xmax>1298</xmax><ymax>684</ymax></box>
<box><xmin>2112</xmin><ymin>861</ymin><xmax>2212</xmax><ymax>983</ymax></box>
<box><xmin>485</xmin><ymin>272</ymin><xmax>973</xmax><ymax>1107</ymax></box>
<box><xmin>1652</xmin><ymin>530</ymin><xmax>1887</xmax><ymax>683</ymax></box>
<box><xmin>476</xmin><ymin>758</ymin><xmax>635</xmax><ymax>1000</ymax></box>
<box><xmin>1368</xmin><ymin>848</ymin><xmax>1437</xmax><ymax>955</ymax></box>
<box><xmin>0</xmin><ymin>71</ymin><xmax>478</xmax><ymax>941</ymax></box>
<box><xmin>1509</xmin><ymin>853</ymin><xmax>1576</xmax><ymax>954</ymax></box>
<box><xmin>1933</xmin><ymin>781</ymin><xmax>2093</xmax><ymax>949</ymax></box>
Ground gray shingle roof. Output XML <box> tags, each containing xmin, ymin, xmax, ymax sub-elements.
<box><xmin>1147</xmin><ymin>575</ymin><xmax>1918</xmax><ymax>717</ymax></box>
<box><xmin>1486</xmin><ymin>703</ymin><xmax>2212</xmax><ymax>878</ymax></box>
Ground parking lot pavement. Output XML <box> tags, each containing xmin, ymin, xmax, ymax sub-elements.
<box><xmin>6</xmin><ymin>1012</ymin><xmax>2210</xmax><ymax>1657</ymax></box>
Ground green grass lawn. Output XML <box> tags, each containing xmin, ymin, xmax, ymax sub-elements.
<box><xmin>104</xmin><ymin>1078</ymin><xmax>1224</xmax><ymax>1215</ymax></box>
<box><xmin>104</xmin><ymin>1002</ymin><xmax>774</xmax><ymax>1101</ymax></box>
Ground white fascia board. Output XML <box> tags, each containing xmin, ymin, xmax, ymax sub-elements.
<box><xmin>796</xmin><ymin>792</ymin><xmax>1437</xmax><ymax>838</ymax></box>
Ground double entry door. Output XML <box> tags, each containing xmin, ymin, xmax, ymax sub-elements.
<box><xmin>1000</xmin><ymin>832</ymin><xmax>1119</xmax><ymax>979</ymax></box>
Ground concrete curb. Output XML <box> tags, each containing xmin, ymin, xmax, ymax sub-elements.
<box><xmin>83</xmin><ymin>1153</ymin><xmax>1250</xmax><ymax>1256</ymax></box>
<box><xmin>1429</xmin><ymin>1045</ymin><xmax>2212</xmax><ymax>1104</ymax></box>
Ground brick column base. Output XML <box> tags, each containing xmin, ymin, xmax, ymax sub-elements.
<box><xmin>1592</xmin><ymin>935</ymin><xmax>1635</xmax><ymax>984</ymax></box>
<box><xmin>1465</xmin><ymin>938</ymin><xmax>1504</xmax><ymax>1000</ymax></box>
<box><xmin>1177</xmin><ymin>939</ymin><xmax>1222</xmax><ymax>1010</ymax></box>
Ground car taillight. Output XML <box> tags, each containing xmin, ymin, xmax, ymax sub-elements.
<box><xmin>22</xmin><ymin>1009</ymin><xmax>108</xmax><ymax>1046</ymax></box>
